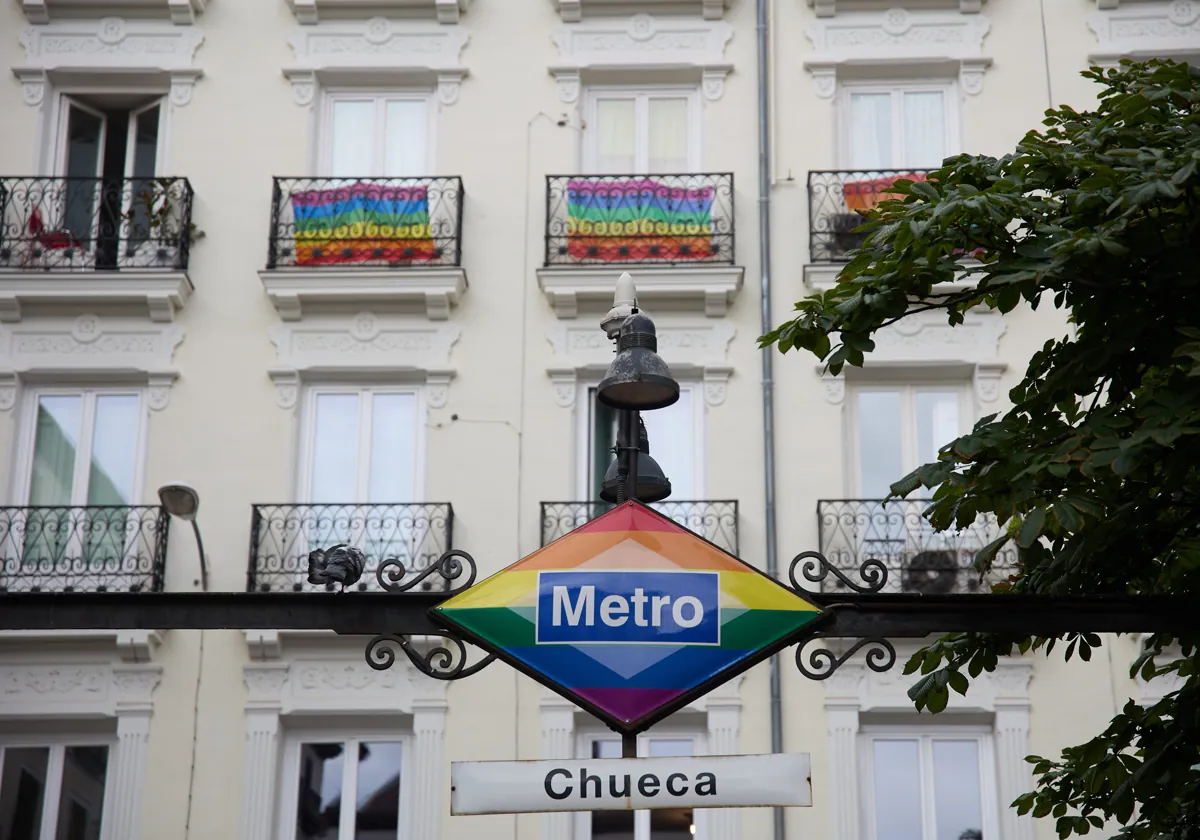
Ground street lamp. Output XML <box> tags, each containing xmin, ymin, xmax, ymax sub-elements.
<box><xmin>157</xmin><ymin>482</ymin><xmax>210</xmax><ymax>591</ymax></box>
<box><xmin>599</xmin><ymin>416</ymin><xmax>671</xmax><ymax>504</ymax></box>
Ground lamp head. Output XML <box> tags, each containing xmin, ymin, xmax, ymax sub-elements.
<box><xmin>599</xmin><ymin>419</ymin><xmax>672</xmax><ymax>503</ymax></box>
<box><xmin>158</xmin><ymin>483</ymin><xmax>200</xmax><ymax>521</ymax></box>
<box><xmin>597</xmin><ymin>311</ymin><xmax>680</xmax><ymax>411</ymax></box>
<box><xmin>601</xmin><ymin>271</ymin><xmax>639</xmax><ymax>339</ymax></box>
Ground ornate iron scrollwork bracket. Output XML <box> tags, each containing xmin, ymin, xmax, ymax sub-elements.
<box><xmin>794</xmin><ymin>633</ymin><xmax>897</xmax><ymax>681</ymax></box>
<box><xmin>788</xmin><ymin>550</ymin><xmax>889</xmax><ymax>594</ymax></box>
<box><xmin>365</xmin><ymin>549</ymin><xmax>496</xmax><ymax>680</ymax></box>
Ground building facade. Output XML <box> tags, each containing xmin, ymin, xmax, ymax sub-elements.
<box><xmin>0</xmin><ymin>1</ymin><xmax>1192</xmax><ymax>839</ymax></box>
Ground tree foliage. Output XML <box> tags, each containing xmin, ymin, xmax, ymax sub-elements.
<box><xmin>763</xmin><ymin>60</ymin><xmax>1200</xmax><ymax>838</ymax></box>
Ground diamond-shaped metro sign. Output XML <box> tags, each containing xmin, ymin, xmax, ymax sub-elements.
<box><xmin>431</xmin><ymin>501</ymin><xmax>827</xmax><ymax>734</ymax></box>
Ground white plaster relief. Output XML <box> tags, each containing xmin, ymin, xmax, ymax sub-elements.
<box><xmin>2</xmin><ymin>665</ymin><xmax>108</xmax><ymax>699</ymax></box>
<box><xmin>550</xmin><ymin>14</ymin><xmax>734</xmax><ymax>102</ymax></box>
<box><xmin>547</xmin><ymin>320</ymin><xmax>735</xmax><ymax>370</ymax></box>
<box><xmin>868</xmin><ymin>309</ymin><xmax>1005</xmax><ymax>365</ymax></box>
<box><xmin>1088</xmin><ymin>0</ymin><xmax>1200</xmax><ymax>63</ymax></box>
<box><xmin>822</xmin><ymin>371</ymin><xmax>846</xmax><ymax>405</ymax></box>
<box><xmin>270</xmin><ymin>315</ymin><xmax>459</xmax><ymax>371</ymax></box>
<box><xmin>804</xmin><ymin>9</ymin><xmax>992</xmax><ymax>96</ymax></box>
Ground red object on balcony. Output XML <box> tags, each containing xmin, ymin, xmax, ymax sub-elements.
<box><xmin>27</xmin><ymin>207</ymin><xmax>82</xmax><ymax>251</ymax></box>
<box><xmin>842</xmin><ymin>172</ymin><xmax>928</xmax><ymax>214</ymax></box>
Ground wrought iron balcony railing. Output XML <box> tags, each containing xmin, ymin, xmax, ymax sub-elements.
<box><xmin>0</xmin><ymin>176</ymin><xmax>194</xmax><ymax>271</ymax></box>
<box><xmin>267</xmin><ymin>177</ymin><xmax>464</xmax><ymax>269</ymax></box>
<box><xmin>808</xmin><ymin>169</ymin><xmax>931</xmax><ymax>263</ymax></box>
<box><xmin>0</xmin><ymin>505</ymin><xmax>170</xmax><ymax>594</ymax></box>
<box><xmin>545</xmin><ymin>173</ymin><xmax>735</xmax><ymax>266</ymax></box>
<box><xmin>248</xmin><ymin>503</ymin><xmax>454</xmax><ymax>593</ymax></box>
<box><xmin>541</xmin><ymin>501</ymin><xmax>738</xmax><ymax>555</ymax></box>
<box><xmin>817</xmin><ymin>499</ymin><xmax>1019</xmax><ymax>594</ymax></box>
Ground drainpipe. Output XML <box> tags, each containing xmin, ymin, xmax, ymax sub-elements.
<box><xmin>755</xmin><ymin>2</ymin><xmax>785</xmax><ymax>840</ymax></box>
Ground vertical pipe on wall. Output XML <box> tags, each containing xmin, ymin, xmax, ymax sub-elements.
<box><xmin>755</xmin><ymin>3</ymin><xmax>785</xmax><ymax>840</ymax></box>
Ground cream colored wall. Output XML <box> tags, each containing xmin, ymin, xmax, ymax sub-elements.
<box><xmin>0</xmin><ymin>1</ymin><xmax>1163</xmax><ymax>839</ymax></box>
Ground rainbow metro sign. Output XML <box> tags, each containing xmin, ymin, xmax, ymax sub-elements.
<box><xmin>431</xmin><ymin>501</ymin><xmax>827</xmax><ymax>734</ymax></box>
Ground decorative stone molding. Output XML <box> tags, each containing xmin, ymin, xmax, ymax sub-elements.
<box><xmin>14</xmin><ymin>18</ymin><xmax>205</xmax><ymax>102</ymax></box>
<box><xmin>0</xmin><ymin>272</ymin><xmax>192</xmax><ymax>323</ymax></box>
<box><xmin>555</xmin><ymin>0</ymin><xmax>728</xmax><ymax>22</ymax></box>
<box><xmin>821</xmin><ymin>370</ymin><xmax>846</xmax><ymax>405</ymax></box>
<box><xmin>259</xmin><ymin>268</ymin><xmax>466</xmax><ymax>321</ymax></box>
<box><xmin>808</xmin><ymin>0</ymin><xmax>984</xmax><ymax>16</ymax></box>
<box><xmin>537</xmin><ymin>266</ymin><xmax>743</xmax><ymax>319</ymax></box>
<box><xmin>1088</xmin><ymin>0</ymin><xmax>1200</xmax><ymax>64</ymax></box>
<box><xmin>804</xmin><ymin>9</ymin><xmax>993</xmax><ymax>96</ymax></box>
<box><xmin>0</xmin><ymin>371</ymin><xmax>17</xmax><ymax>411</ymax></box>
<box><xmin>288</xmin><ymin>0</ymin><xmax>470</xmax><ymax>24</ymax></box>
<box><xmin>284</xmin><ymin>18</ymin><xmax>469</xmax><ymax>105</ymax></box>
<box><xmin>549</xmin><ymin>14</ymin><xmax>734</xmax><ymax>101</ymax></box>
<box><xmin>973</xmin><ymin>360</ymin><xmax>1006</xmax><ymax>403</ymax></box>
<box><xmin>20</xmin><ymin>0</ymin><xmax>206</xmax><ymax>24</ymax></box>
<box><xmin>703</xmin><ymin>365</ymin><xmax>733</xmax><ymax>406</ymax></box>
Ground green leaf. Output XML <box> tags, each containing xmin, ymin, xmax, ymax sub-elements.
<box><xmin>1018</xmin><ymin>508</ymin><xmax>1046</xmax><ymax>548</ymax></box>
<box><xmin>948</xmin><ymin>670</ymin><xmax>970</xmax><ymax>696</ymax></box>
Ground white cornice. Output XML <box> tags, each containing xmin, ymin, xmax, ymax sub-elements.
<box><xmin>284</xmin><ymin>17</ymin><xmax>469</xmax><ymax>104</ymax></box>
<box><xmin>287</xmin><ymin>0</ymin><xmax>470</xmax><ymax>24</ymax></box>
<box><xmin>550</xmin><ymin>14</ymin><xmax>734</xmax><ymax>101</ymax></box>
<box><xmin>258</xmin><ymin>267</ymin><xmax>466</xmax><ymax>321</ymax></box>
<box><xmin>553</xmin><ymin>0</ymin><xmax>728</xmax><ymax>22</ymax></box>
<box><xmin>806</xmin><ymin>0</ymin><xmax>984</xmax><ymax>16</ymax></box>
<box><xmin>1088</xmin><ymin>0</ymin><xmax>1200</xmax><ymax>64</ymax></box>
<box><xmin>803</xmin><ymin>8</ymin><xmax>992</xmax><ymax>96</ymax></box>
<box><xmin>537</xmin><ymin>265</ymin><xmax>743</xmax><ymax>319</ymax></box>
<box><xmin>0</xmin><ymin>271</ymin><xmax>192</xmax><ymax>323</ymax></box>
<box><xmin>19</xmin><ymin>0</ymin><xmax>206</xmax><ymax>25</ymax></box>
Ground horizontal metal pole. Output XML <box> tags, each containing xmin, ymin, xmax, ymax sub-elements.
<box><xmin>0</xmin><ymin>592</ymin><xmax>1197</xmax><ymax>638</ymax></box>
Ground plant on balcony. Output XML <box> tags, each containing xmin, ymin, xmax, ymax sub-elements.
<box><xmin>764</xmin><ymin>60</ymin><xmax>1200</xmax><ymax>838</ymax></box>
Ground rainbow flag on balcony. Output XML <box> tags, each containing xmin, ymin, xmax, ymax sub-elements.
<box><xmin>290</xmin><ymin>181</ymin><xmax>435</xmax><ymax>265</ymax></box>
<box><xmin>566</xmin><ymin>178</ymin><xmax>716</xmax><ymax>261</ymax></box>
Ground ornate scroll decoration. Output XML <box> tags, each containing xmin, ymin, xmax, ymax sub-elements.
<box><xmin>789</xmin><ymin>550</ymin><xmax>888</xmax><ymax>594</ymax></box>
<box><xmin>794</xmin><ymin>634</ymin><xmax>897</xmax><ymax>681</ymax></box>
<box><xmin>365</xmin><ymin>631</ymin><xmax>497</xmax><ymax>680</ymax></box>
<box><xmin>376</xmin><ymin>548</ymin><xmax>477</xmax><ymax>593</ymax></box>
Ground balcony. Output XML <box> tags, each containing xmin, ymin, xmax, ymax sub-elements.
<box><xmin>247</xmin><ymin>503</ymin><xmax>454</xmax><ymax>593</ymax></box>
<box><xmin>0</xmin><ymin>176</ymin><xmax>195</xmax><ymax>321</ymax></box>
<box><xmin>0</xmin><ymin>505</ymin><xmax>170</xmax><ymax>594</ymax></box>
<box><xmin>261</xmin><ymin>177</ymin><xmax>466</xmax><ymax>321</ymax></box>
<box><xmin>541</xmin><ymin>500</ymin><xmax>738</xmax><ymax>555</ymax></box>
<box><xmin>537</xmin><ymin>174</ymin><xmax>743</xmax><ymax>318</ymax></box>
<box><xmin>816</xmin><ymin>499</ymin><xmax>1018</xmax><ymax>595</ymax></box>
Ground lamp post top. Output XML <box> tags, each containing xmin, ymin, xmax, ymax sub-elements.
<box><xmin>601</xmin><ymin>271</ymin><xmax>640</xmax><ymax>340</ymax></box>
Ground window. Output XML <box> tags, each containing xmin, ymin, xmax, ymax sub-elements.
<box><xmin>285</xmin><ymin>738</ymin><xmax>404</xmax><ymax>840</ymax></box>
<box><xmin>577</xmin><ymin>734</ymin><xmax>704</xmax><ymax>840</ymax></box>
<box><xmin>862</xmin><ymin>732</ymin><xmax>997</xmax><ymax>840</ymax></box>
<box><xmin>322</xmin><ymin>93</ymin><xmax>430</xmax><ymax>177</ymax></box>
<box><xmin>839</xmin><ymin>84</ymin><xmax>956</xmax><ymax>170</ymax></box>
<box><xmin>585</xmin><ymin>89</ymin><xmax>700</xmax><ymax>174</ymax></box>
<box><xmin>0</xmin><ymin>742</ymin><xmax>111</xmax><ymax>840</ymax></box>
<box><xmin>848</xmin><ymin>385</ymin><xmax>966</xmax><ymax>499</ymax></box>
<box><xmin>584</xmin><ymin>383</ymin><xmax>703</xmax><ymax>501</ymax></box>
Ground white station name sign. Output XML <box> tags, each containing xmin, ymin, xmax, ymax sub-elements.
<box><xmin>451</xmin><ymin>753</ymin><xmax>812</xmax><ymax>815</ymax></box>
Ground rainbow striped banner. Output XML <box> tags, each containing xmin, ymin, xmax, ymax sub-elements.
<box><xmin>566</xmin><ymin>178</ymin><xmax>716</xmax><ymax>262</ymax></box>
<box><xmin>433</xmin><ymin>502</ymin><xmax>825</xmax><ymax>731</ymax></box>
<box><xmin>291</xmin><ymin>181</ymin><xmax>435</xmax><ymax>265</ymax></box>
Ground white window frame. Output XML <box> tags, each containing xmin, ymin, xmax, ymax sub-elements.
<box><xmin>574</xmin><ymin>379</ymin><xmax>706</xmax><ymax>501</ymax></box>
<box><xmin>858</xmin><ymin>726</ymin><xmax>1001</xmax><ymax>840</ymax></box>
<box><xmin>42</xmin><ymin>86</ymin><xmax>171</xmax><ymax>177</ymax></box>
<box><xmin>317</xmin><ymin>89</ymin><xmax>436</xmax><ymax>177</ymax></box>
<box><xmin>0</xmin><ymin>734</ymin><xmax>117</xmax><ymax>840</ymax></box>
<box><xmin>296</xmin><ymin>384</ymin><xmax>428</xmax><ymax>504</ymax></box>
<box><xmin>11</xmin><ymin>386</ymin><xmax>149</xmax><ymax>506</ymax></box>
<box><xmin>583</xmin><ymin>85</ymin><xmax>704</xmax><ymax>174</ymax></box>
<box><xmin>836</xmin><ymin>80</ymin><xmax>961</xmax><ymax>170</ymax></box>
<box><xmin>844</xmin><ymin>382</ymin><xmax>971</xmax><ymax>498</ymax></box>
<box><xmin>573</xmin><ymin>728</ymin><xmax>709</xmax><ymax>840</ymax></box>
<box><xmin>276</xmin><ymin>726</ymin><xmax>412</xmax><ymax>840</ymax></box>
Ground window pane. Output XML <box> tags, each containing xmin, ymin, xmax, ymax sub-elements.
<box><xmin>647</xmin><ymin>740</ymin><xmax>692</xmax><ymax>758</ymax></box>
<box><xmin>872</xmin><ymin>740</ymin><xmax>923</xmax><ymax>840</ymax></box>
<box><xmin>383</xmin><ymin>100</ymin><xmax>427</xmax><ymax>177</ymax></box>
<box><xmin>595</xmin><ymin>98</ymin><xmax>636</xmax><ymax>173</ymax></box>
<box><xmin>0</xmin><ymin>747</ymin><xmax>49</xmax><ymax>840</ymax></box>
<box><xmin>355</xmin><ymin>742</ymin><xmax>402</xmax><ymax>839</ymax></box>
<box><xmin>367</xmin><ymin>394</ymin><xmax>417</xmax><ymax>502</ymax></box>
<box><xmin>311</xmin><ymin>394</ymin><xmax>359</xmax><ymax>502</ymax></box>
<box><xmin>915</xmin><ymin>392</ymin><xmax>959</xmax><ymax>468</ymax></box>
<box><xmin>591</xmin><ymin>394</ymin><xmax>619</xmax><ymax>502</ymax></box>
<box><xmin>902</xmin><ymin>91</ymin><xmax>946</xmax><ymax>168</ymax></box>
<box><xmin>932</xmin><ymin>741</ymin><xmax>983</xmax><ymax>840</ymax></box>
<box><xmin>30</xmin><ymin>396</ymin><xmax>83</xmax><ymax>505</ymax></box>
<box><xmin>857</xmin><ymin>391</ymin><xmax>903</xmax><ymax>498</ymax></box>
<box><xmin>849</xmin><ymin>93</ymin><xmax>893</xmax><ymax>170</ymax></box>
<box><xmin>642</xmin><ymin>389</ymin><xmax>695</xmax><ymax>499</ymax></box>
<box><xmin>295</xmin><ymin>742</ymin><xmax>344</xmax><ymax>840</ymax></box>
<box><xmin>591</xmin><ymin>741</ymin><xmax>632</xmax><ymax>840</ymax></box>
<box><xmin>54</xmin><ymin>746</ymin><xmax>108</xmax><ymax>840</ymax></box>
<box><xmin>64</xmin><ymin>104</ymin><xmax>104</xmax><ymax>245</ymax></box>
<box><xmin>331</xmin><ymin>101</ymin><xmax>376</xmax><ymax>177</ymax></box>
<box><xmin>648</xmin><ymin>739</ymin><xmax>694</xmax><ymax>840</ymax></box>
<box><xmin>87</xmin><ymin>395</ymin><xmax>139</xmax><ymax>505</ymax></box>
<box><xmin>128</xmin><ymin>105</ymin><xmax>161</xmax><ymax>246</ymax></box>
<box><xmin>648</xmin><ymin>98</ymin><xmax>689</xmax><ymax>173</ymax></box>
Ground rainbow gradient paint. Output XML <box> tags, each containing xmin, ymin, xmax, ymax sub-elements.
<box><xmin>432</xmin><ymin>502</ymin><xmax>825</xmax><ymax>732</ymax></box>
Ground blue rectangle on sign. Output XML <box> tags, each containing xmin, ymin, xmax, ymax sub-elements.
<box><xmin>536</xmin><ymin>571</ymin><xmax>720</xmax><ymax>646</ymax></box>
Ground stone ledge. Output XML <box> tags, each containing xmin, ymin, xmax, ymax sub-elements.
<box><xmin>259</xmin><ymin>267</ymin><xmax>467</xmax><ymax>321</ymax></box>
<box><xmin>0</xmin><ymin>271</ymin><xmax>192</xmax><ymax>322</ymax></box>
<box><xmin>537</xmin><ymin>264</ymin><xmax>743</xmax><ymax>318</ymax></box>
